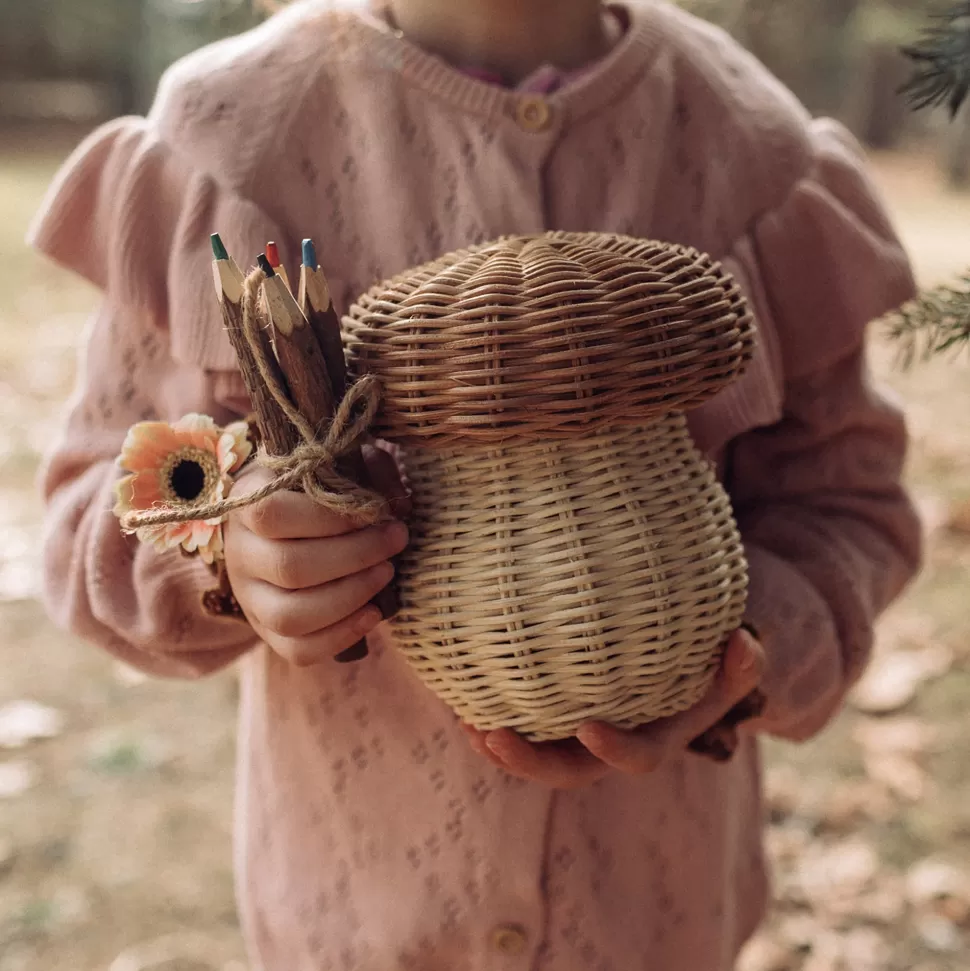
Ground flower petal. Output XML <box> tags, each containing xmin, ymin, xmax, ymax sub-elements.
<box><xmin>125</xmin><ymin>472</ymin><xmax>166</xmax><ymax>505</ymax></box>
<box><xmin>113</xmin><ymin>475</ymin><xmax>137</xmax><ymax>518</ymax></box>
<box><xmin>217</xmin><ymin>422</ymin><xmax>254</xmax><ymax>474</ymax></box>
<box><xmin>136</xmin><ymin>522</ymin><xmax>193</xmax><ymax>552</ymax></box>
<box><xmin>181</xmin><ymin>521</ymin><xmax>219</xmax><ymax>555</ymax></box>
<box><xmin>174</xmin><ymin>414</ymin><xmax>221</xmax><ymax>453</ymax></box>
<box><xmin>173</xmin><ymin>414</ymin><xmax>220</xmax><ymax>436</ymax></box>
<box><xmin>119</xmin><ymin>422</ymin><xmax>180</xmax><ymax>473</ymax></box>
<box><xmin>197</xmin><ymin>527</ymin><xmax>225</xmax><ymax>565</ymax></box>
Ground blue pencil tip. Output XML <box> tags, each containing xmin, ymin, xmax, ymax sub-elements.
<box><xmin>302</xmin><ymin>238</ymin><xmax>317</xmax><ymax>268</ymax></box>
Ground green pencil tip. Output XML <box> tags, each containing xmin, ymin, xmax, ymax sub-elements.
<box><xmin>210</xmin><ymin>234</ymin><xmax>229</xmax><ymax>261</ymax></box>
<box><xmin>302</xmin><ymin>238</ymin><xmax>317</xmax><ymax>268</ymax></box>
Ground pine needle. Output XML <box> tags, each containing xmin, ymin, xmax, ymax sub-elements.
<box><xmin>885</xmin><ymin>273</ymin><xmax>970</xmax><ymax>366</ymax></box>
<box><xmin>901</xmin><ymin>1</ymin><xmax>970</xmax><ymax>118</ymax></box>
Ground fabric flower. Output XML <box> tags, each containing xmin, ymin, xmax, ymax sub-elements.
<box><xmin>113</xmin><ymin>414</ymin><xmax>253</xmax><ymax>564</ymax></box>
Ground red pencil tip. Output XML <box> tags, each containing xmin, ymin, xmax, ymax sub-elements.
<box><xmin>266</xmin><ymin>241</ymin><xmax>282</xmax><ymax>268</ymax></box>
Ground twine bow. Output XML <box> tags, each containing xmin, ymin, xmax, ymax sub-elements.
<box><xmin>121</xmin><ymin>272</ymin><xmax>387</xmax><ymax>535</ymax></box>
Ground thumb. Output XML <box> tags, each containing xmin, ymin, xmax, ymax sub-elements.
<box><xmin>361</xmin><ymin>442</ymin><xmax>412</xmax><ymax>519</ymax></box>
<box><xmin>722</xmin><ymin>627</ymin><xmax>765</xmax><ymax>694</ymax></box>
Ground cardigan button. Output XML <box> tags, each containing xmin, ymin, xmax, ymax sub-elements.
<box><xmin>491</xmin><ymin>923</ymin><xmax>529</xmax><ymax>955</ymax></box>
<box><xmin>515</xmin><ymin>96</ymin><xmax>552</xmax><ymax>133</ymax></box>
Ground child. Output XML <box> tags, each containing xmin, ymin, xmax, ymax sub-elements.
<box><xmin>30</xmin><ymin>0</ymin><xmax>921</xmax><ymax>968</ymax></box>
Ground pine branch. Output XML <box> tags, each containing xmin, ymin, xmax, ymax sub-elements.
<box><xmin>885</xmin><ymin>272</ymin><xmax>970</xmax><ymax>366</ymax></box>
<box><xmin>901</xmin><ymin>1</ymin><xmax>970</xmax><ymax>118</ymax></box>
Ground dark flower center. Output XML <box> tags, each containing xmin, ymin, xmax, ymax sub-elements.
<box><xmin>170</xmin><ymin>460</ymin><xmax>207</xmax><ymax>501</ymax></box>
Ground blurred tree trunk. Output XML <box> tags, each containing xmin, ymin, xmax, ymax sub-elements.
<box><xmin>738</xmin><ymin>0</ymin><xmax>861</xmax><ymax>115</ymax></box>
<box><xmin>844</xmin><ymin>42</ymin><xmax>911</xmax><ymax>149</ymax></box>
<box><xmin>136</xmin><ymin>0</ymin><xmax>259</xmax><ymax>111</ymax></box>
<box><xmin>0</xmin><ymin>0</ymin><xmax>140</xmax><ymax>110</ymax></box>
<box><xmin>945</xmin><ymin>104</ymin><xmax>970</xmax><ymax>189</ymax></box>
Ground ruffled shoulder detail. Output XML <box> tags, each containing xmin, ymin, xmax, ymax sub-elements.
<box><xmin>751</xmin><ymin>119</ymin><xmax>916</xmax><ymax>378</ymax></box>
<box><xmin>27</xmin><ymin>116</ymin><xmax>287</xmax><ymax>372</ymax></box>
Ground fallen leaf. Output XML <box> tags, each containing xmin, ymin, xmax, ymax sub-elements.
<box><xmin>852</xmin><ymin>716</ymin><xmax>938</xmax><ymax>757</ymax></box>
<box><xmin>765</xmin><ymin>764</ymin><xmax>805</xmax><ymax>820</ymax></box>
<box><xmin>863</xmin><ymin>752</ymin><xmax>927</xmax><ymax>802</ymax></box>
<box><xmin>114</xmin><ymin>663</ymin><xmax>149</xmax><ymax>687</ymax></box>
<box><xmin>938</xmin><ymin>895</ymin><xmax>970</xmax><ymax>926</ymax></box>
<box><xmin>814</xmin><ymin>780</ymin><xmax>896</xmax><ymax>833</ymax></box>
<box><xmin>906</xmin><ymin>858</ymin><xmax>970</xmax><ymax>927</ymax></box>
<box><xmin>0</xmin><ymin>760</ymin><xmax>37</xmax><ymax>798</ymax></box>
<box><xmin>840</xmin><ymin>927</ymin><xmax>890</xmax><ymax>970</ymax></box>
<box><xmin>794</xmin><ymin>840</ymin><xmax>880</xmax><ymax>904</ymax></box>
<box><xmin>736</xmin><ymin>934</ymin><xmax>796</xmax><ymax>971</ymax></box>
<box><xmin>906</xmin><ymin>859</ymin><xmax>970</xmax><ymax>908</ymax></box>
<box><xmin>766</xmin><ymin>822</ymin><xmax>812</xmax><ymax>865</ymax></box>
<box><xmin>775</xmin><ymin>914</ymin><xmax>819</xmax><ymax>952</ymax></box>
<box><xmin>944</xmin><ymin>497</ymin><xmax>970</xmax><ymax>537</ymax></box>
<box><xmin>0</xmin><ymin>700</ymin><xmax>64</xmax><ymax>748</ymax></box>
<box><xmin>872</xmin><ymin>610</ymin><xmax>937</xmax><ymax>655</ymax></box>
<box><xmin>851</xmin><ymin>881</ymin><xmax>908</xmax><ymax>925</ymax></box>
<box><xmin>800</xmin><ymin>929</ymin><xmax>845</xmax><ymax>971</ymax></box>
<box><xmin>850</xmin><ymin>647</ymin><xmax>954</xmax><ymax>714</ymax></box>
<box><xmin>916</xmin><ymin>914</ymin><xmax>962</xmax><ymax>953</ymax></box>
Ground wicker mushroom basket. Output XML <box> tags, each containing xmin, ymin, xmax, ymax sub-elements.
<box><xmin>344</xmin><ymin>232</ymin><xmax>757</xmax><ymax>742</ymax></box>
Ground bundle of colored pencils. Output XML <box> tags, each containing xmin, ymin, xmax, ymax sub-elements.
<box><xmin>210</xmin><ymin>234</ymin><xmax>398</xmax><ymax>662</ymax></box>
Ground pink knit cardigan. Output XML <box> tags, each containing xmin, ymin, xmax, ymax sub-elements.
<box><xmin>30</xmin><ymin>2</ymin><xmax>921</xmax><ymax>969</ymax></box>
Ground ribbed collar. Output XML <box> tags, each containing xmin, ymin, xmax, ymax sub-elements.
<box><xmin>341</xmin><ymin>1</ymin><xmax>667</xmax><ymax>123</ymax></box>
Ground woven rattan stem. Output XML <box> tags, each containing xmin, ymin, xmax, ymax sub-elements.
<box><xmin>390</xmin><ymin>416</ymin><xmax>748</xmax><ymax>742</ymax></box>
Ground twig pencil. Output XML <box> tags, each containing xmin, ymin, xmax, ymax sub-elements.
<box><xmin>259</xmin><ymin>258</ymin><xmax>373</xmax><ymax>663</ymax></box>
<box><xmin>260</xmin><ymin>259</ymin><xmax>340</xmax><ymax>423</ymax></box>
<box><xmin>298</xmin><ymin>238</ymin><xmax>348</xmax><ymax>399</ymax></box>
<box><xmin>210</xmin><ymin>235</ymin><xmax>293</xmax><ymax>456</ymax></box>
<box><xmin>210</xmin><ymin>239</ymin><xmax>367</xmax><ymax>663</ymax></box>
<box><xmin>298</xmin><ymin>239</ymin><xmax>401</xmax><ymax>624</ymax></box>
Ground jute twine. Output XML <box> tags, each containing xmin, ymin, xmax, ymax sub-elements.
<box><xmin>121</xmin><ymin>271</ymin><xmax>387</xmax><ymax>535</ymax></box>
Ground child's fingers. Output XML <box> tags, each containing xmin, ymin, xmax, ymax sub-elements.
<box><xmin>237</xmin><ymin>486</ymin><xmax>362</xmax><ymax>540</ymax></box>
<box><xmin>244</xmin><ymin>562</ymin><xmax>395</xmax><ymax>639</ymax></box>
<box><xmin>656</xmin><ymin>628</ymin><xmax>765</xmax><ymax>744</ymax></box>
<box><xmin>483</xmin><ymin>729</ymin><xmax>610</xmax><ymax>790</ymax></box>
<box><xmin>247</xmin><ymin>520</ymin><xmax>409</xmax><ymax>590</ymax></box>
<box><xmin>264</xmin><ymin>604</ymin><xmax>384</xmax><ymax>667</ymax></box>
<box><xmin>576</xmin><ymin>722</ymin><xmax>665</xmax><ymax>775</ymax></box>
<box><xmin>577</xmin><ymin>629</ymin><xmax>765</xmax><ymax>774</ymax></box>
<box><xmin>460</xmin><ymin>724</ymin><xmax>509</xmax><ymax>770</ymax></box>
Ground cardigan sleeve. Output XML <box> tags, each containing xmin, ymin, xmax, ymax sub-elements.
<box><xmin>727</xmin><ymin>119</ymin><xmax>922</xmax><ymax>741</ymax></box>
<box><xmin>28</xmin><ymin>117</ymin><xmax>288</xmax><ymax>678</ymax></box>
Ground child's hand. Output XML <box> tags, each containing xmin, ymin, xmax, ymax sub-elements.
<box><xmin>461</xmin><ymin>628</ymin><xmax>765</xmax><ymax>790</ymax></box>
<box><xmin>223</xmin><ymin>444</ymin><xmax>410</xmax><ymax>665</ymax></box>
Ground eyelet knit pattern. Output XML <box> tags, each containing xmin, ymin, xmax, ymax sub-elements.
<box><xmin>29</xmin><ymin>2</ymin><xmax>920</xmax><ymax>968</ymax></box>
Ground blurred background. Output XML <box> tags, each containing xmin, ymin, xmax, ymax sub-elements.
<box><xmin>1</xmin><ymin>2</ymin><xmax>969</xmax><ymax>970</ymax></box>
